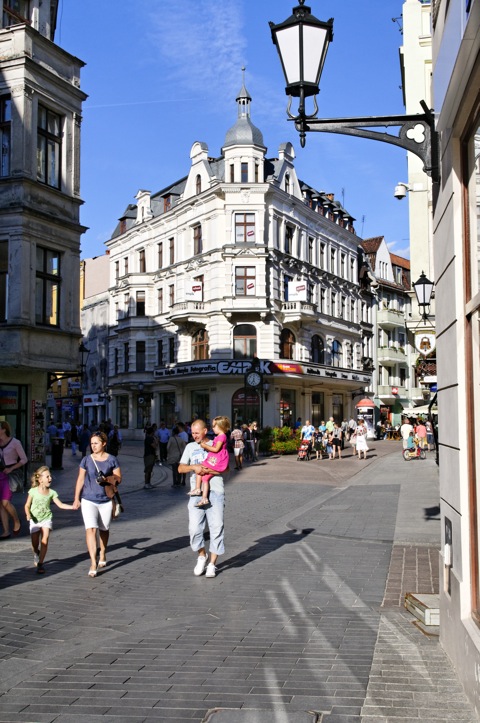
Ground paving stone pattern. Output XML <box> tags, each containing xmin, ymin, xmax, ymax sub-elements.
<box><xmin>0</xmin><ymin>443</ymin><xmax>477</xmax><ymax>722</ymax></box>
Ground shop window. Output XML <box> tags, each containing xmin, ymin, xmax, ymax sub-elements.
<box><xmin>0</xmin><ymin>96</ymin><xmax>11</xmax><ymax>177</ymax></box>
<box><xmin>311</xmin><ymin>335</ymin><xmax>325</xmax><ymax>364</ymax></box>
<box><xmin>191</xmin><ymin>390</ymin><xmax>209</xmax><ymax>426</ymax></box>
<box><xmin>164</xmin><ymin>195</ymin><xmax>171</xmax><ymax>212</ymax></box>
<box><xmin>37</xmin><ymin>105</ymin><xmax>62</xmax><ymax>189</ymax></box>
<box><xmin>235</xmin><ymin>213</ymin><xmax>255</xmax><ymax>243</ymax></box>
<box><xmin>233</xmin><ymin>324</ymin><xmax>257</xmax><ymax>359</ymax></box>
<box><xmin>331</xmin><ymin>339</ymin><xmax>342</xmax><ymax>368</ymax></box>
<box><xmin>280</xmin><ymin>328</ymin><xmax>295</xmax><ymax>359</ymax></box>
<box><xmin>280</xmin><ymin>389</ymin><xmax>295</xmax><ymax>428</ymax></box>
<box><xmin>117</xmin><ymin>395</ymin><xmax>129</xmax><ymax>428</ymax></box>
<box><xmin>311</xmin><ymin>392</ymin><xmax>324</xmax><ymax>427</ymax></box>
<box><xmin>35</xmin><ymin>246</ymin><xmax>60</xmax><ymax>326</ymax></box>
<box><xmin>192</xmin><ymin>328</ymin><xmax>209</xmax><ymax>360</ymax></box>
<box><xmin>235</xmin><ymin>266</ymin><xmax>255</xmax><ymax>296</ymax></box>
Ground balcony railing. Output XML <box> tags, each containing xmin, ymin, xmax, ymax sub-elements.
<box><xmin>169</xmin><ymin>301</ymin><xmax>206</xmax><ymax>322</ymax></box>
<box><xmin>377</xmin><ymin>346</ymin><xmax>407</xmax><ymax>366</ymax></box>
<box><xmin>377</xmin><ymin>308</ymin><xmax>406</xmax><ymax>329</ymax></box>
<box><xmin>377</xmin><ymin>385</ymin><xmax>407</xmax><ymax>399</ymax></box>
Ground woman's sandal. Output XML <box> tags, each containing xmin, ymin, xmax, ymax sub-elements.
<box><xmin>98</xmin><ymin>560</ymin><xmax>107</xmax><ymax>568</ymax></box>
<box><xmin>88</xmin><ymin>568</ymin><xmax>97</xmax><ymax>577</ymax></box>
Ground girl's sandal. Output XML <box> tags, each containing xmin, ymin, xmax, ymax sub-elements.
<box><xmin>196</xmin><ymin>499</ymin><xmax>209</xmax><ymax>507</ymax></box>
<box><xmin>187</xmin><ymin>489</ymin><xmax>201</xmax><ymax>496</ymax></box>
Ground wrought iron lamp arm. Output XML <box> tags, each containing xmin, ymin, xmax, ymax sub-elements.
<box><xmin>292</xmin><ymin>100</ymin><xmax>439</xmax><ymax>184</ymax></box>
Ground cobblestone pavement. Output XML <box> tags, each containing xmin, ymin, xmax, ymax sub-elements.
<box><xmin>0</xmin><ymin>440</ymin><xmax>477</xmax><ymax>722</ymax></box>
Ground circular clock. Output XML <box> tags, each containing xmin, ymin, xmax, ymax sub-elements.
<box><xmin>246</xmin><ymin>371</ymin><xmax>262</xmax><ymax>387</ymax></box>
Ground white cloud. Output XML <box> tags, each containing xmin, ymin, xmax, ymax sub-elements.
<box><xmin>145</xmin><ymin>0</ymin><xmax>247</xmax><ymax>106</ymax></box>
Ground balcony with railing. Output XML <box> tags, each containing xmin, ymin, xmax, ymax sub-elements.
<box><xmin>377</xmin><ymin>385</ymin><xmax>407</xmax><ymax>399</ymax></box>
<box><xmin>377</xmin><ymin>308</ymin><xmax>406</xmax><ymax>329</ymax></box>
<box><xmin>169</xmin><ymin>301</ymin><xmax>206</xmax><ymax>323</ymax></box>
<box><xmin>377</xmin><ymin>346</ymin><xmax>407</xmax><ymax>366</ymax></box>
<box><xmin>281</xmin><ymin>300</ymin><xmax>317</xmax><ymax>322</ymax></box>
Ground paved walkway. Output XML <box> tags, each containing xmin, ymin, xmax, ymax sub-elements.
<box><xmin>0</xmin><ymin>440</ymin><xmax>476</xmax><ymax>722</ymax></box>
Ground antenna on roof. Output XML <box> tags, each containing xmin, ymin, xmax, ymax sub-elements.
<box><xmin>361</xmin><ymin>215</ymin><xmax>366</xmax><ymax>237</ymax></box>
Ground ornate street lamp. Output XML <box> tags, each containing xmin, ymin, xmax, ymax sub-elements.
<box><xmin>412</xmin><ymin>271</ymin><xmax>434</xmax><ymax>323</ymax></box>
<box><xmin>269</xmin><ymin>2</ymin><xmax>439</xmax><ymax>186</ymax></box>
<box><xmin>269</xmin><ymin>0</ymin><xmax>333</xmax><ymax>131</ymax></box>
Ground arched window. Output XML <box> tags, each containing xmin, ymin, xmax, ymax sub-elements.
<box><xmin>233</xmin><ymin>324</ymin><xmax>257</xmax><ymax>359</ymax></box>
<box><xmin>280</xmin><ymin>328</ymin><xmax>295</xmax><ymax>360</ymax></box>
<box><xmin>331</xmin><ymin>339</ymin><xmax>342</xmax><ymax>368</ymax></box>
<box><xmin>311</xmin><ymin>335</ymin><xmax>325</xmax><ymax>364</ymax></box>
<box><xmin>192</xmin><ymin>328</ymin><xmax>209</xmax><ymax>360</ymax></box>
<box><xmin>195</xmin><ymin>174</ymin><xmax>202</xmax><ymax>194</ymax></box>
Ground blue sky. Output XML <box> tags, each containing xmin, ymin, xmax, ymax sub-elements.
<box><xmin>57</xmin><ymin>0</ymin><xmax>413</xmax><ymax>260</ymax></box>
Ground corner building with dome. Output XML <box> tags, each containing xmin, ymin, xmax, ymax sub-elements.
<box><xmin>105</xmin><ymin>81</ymin><xmax>375</xmax><ymax>437</ymax></box>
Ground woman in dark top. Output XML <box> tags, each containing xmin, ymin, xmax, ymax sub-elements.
<box><xmin>73</xmin><ymin>431</ymin><xmax>121</xmax><ymax>577</ymax></box>
<box><xmin>143</xmin><ymin>426</ymin><xmax>157</xmax><ymax>490</ymax></box>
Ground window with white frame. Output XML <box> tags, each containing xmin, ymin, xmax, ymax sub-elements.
<box><xmin>235</xmin><ymin>266</ymin><xmax>256</xmax><ymax>296</ymax></box>
<box><xmin>235</xmin><ymin>213</ymin><xmax>255</xmax><ymax>243</ymax></box>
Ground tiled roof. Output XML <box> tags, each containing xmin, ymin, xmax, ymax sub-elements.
<box><xmin>390</xmin><ymin>253</ymin><xmax>410</xmax><ymax>269</ymax></box>
<box><xmin>361</xmin><ymin>237</ymin><xmax>383</xmax><ymax>254</ymax></box>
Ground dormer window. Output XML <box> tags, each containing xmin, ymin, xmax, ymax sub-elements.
<box><xmin>164</xmin><ymin>196</ymin><xmax>171</xmax><ymax>212</ymax></box>
<box><xmin>2</xmin><ymin>0</ymin><xmax>30</xmax><ymax>28</ymax></box>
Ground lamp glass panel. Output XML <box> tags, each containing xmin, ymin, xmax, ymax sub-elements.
<box><xmin>415</xmin><ymin>279</ymin><xmax>434</xmax><ymax>305</ymax></box>
<box><xmin>302</xmin><ymin>25</ymin><xmax>328</xmax><ymax>85</ymax></box>
<box><xmin>275</xmin><ymin>25</ymin><xmax>301</xmax><ymax>85</ymax></box>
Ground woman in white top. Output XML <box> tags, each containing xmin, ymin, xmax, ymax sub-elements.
<box><xmin>0</xmin><ymin>421</ymin><xmax>27</xmax><ymax>538</ymax></box>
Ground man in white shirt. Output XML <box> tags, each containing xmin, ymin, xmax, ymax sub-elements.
<box><xmin>178</xmin><ymin>419</ymin><xmax>226</xmax><ymax>579</ymax></box>
<box><xmin>300</xmin><ymin>420</ymin><xmax>315</xmax><ymax>442</ymax></box>
<box><xmin>400</xmin><ymin>417</ymin><xmax>414</xmax><ymax>449</ymax></box>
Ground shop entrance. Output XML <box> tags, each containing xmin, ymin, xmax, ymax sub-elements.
<box><xmin>0</xmin><ymin>384</ymin><xmax>28</xmax><ymax>444</ymax></box>
<box><xmin>232</xmin><ymin>388</ymin><xmax>260</xmax><ymax>427</ymax></box>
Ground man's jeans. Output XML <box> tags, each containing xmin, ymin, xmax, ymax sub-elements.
<box><xmin>188</xmin><ymin>490</ymin><xmax>225</xmax><ymax>556</ymax></box>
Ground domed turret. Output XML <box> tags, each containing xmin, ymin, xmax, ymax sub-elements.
<box><xmin>223</xmin><ymin>68</ymin><xmax>265</xmax><ymax>150</ymax></box>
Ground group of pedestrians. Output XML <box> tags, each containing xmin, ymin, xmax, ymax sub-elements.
<box><xmin>299</xmin><ymin>416</ymin><xmax>369</xmax><ymax>461</ymax></box>
<box><xmin>400</xmin><ymin>416</ymin><xmax>435</xmax><ymax>451</ymax></box>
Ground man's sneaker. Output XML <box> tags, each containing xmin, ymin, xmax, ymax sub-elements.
<box><xmin>33</xmin><ymin>552</ymin><xmax>39</xmax><ymax>566</ymax></box>
<box><xmin>144</xmin><ymin>483</ymin><xmax>152</xmax><ymax>489</ymax></box>
<box><xmin>193</xmin><ymin>555</ymin><xmax>207</xmax><ymax>576</ymax></box>
<box><xmin>205</xmin><ymin>563</ymin><xmax>217</xmax><ymax>578</ymax></box>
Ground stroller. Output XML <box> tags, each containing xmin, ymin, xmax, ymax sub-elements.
<box><xmin>297</xmin><ymin>439</ymin><xmax>311</xmax><ymax>461</ymax></box>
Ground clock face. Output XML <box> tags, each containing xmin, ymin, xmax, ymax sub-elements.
<box><xmin>246</xmin><ymin>371</ymin><xmax>261</xmax><ymax>387</ymax></box>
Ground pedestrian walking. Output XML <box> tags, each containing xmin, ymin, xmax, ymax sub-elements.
<box><xmin>167</xmin><ymin>425</ymin><xmax>187</xmax><ymax>487</ymax></box>
<box><xmin>155</xmin><ymin>422</ymin><xmax>170</xmax><ymax>464</ymax></box>
<box><xmin>355</xmin><ymin>418</ymin><xmax>369</xmax><ymax>460</ymax></box>
<box><xmin>400</xmin><ymin>417</ymin><xmax>414</xmax><ymax>450</ymax></box>
<box><xmin>188</xmin><ymin>416</ymin><xmax>230</xmax><ymax>507</ymax></box>
<box><xmin>178</xmin><ymin>419</ymin><xmax>227</xmax><ymax>579</ymax></box>
<box><xmin>70</xmin><ymin>422</ymin><xmax>79</xmax><ymax>456</ymax></box>
<box><xmin>231</xmin><ymin>423</ymin><xmax>244</xmax><ymax>470</ymax></box>
<box><xmin>73</xmin><ymin>431</ymin><xmax>121</xmax><ymax>577</ymax></box>
<box><xmin>331</xmin><ymin>423</ymin><xmax>343</xmax><ymax>459</ymax></box>
<box><xmin>0</xmin><ymin>421</ymin><xmax>27</xmax><ymax>539</ymax></box>
<box><xmin>143</xmin><ymin>426</ymin><xmax>157</xmax><ymax>489</ymax></box>
<box><xmin>78</xmin><ymin>424</ymin><xmax>90</xmax><ymax>458</ymax></box>
<box><xmin>24</xmin><ymin>466</ymin><xmax>75</xmax><ymax>574</ymax></box>
<box><xmin>107</xmin><ymin>425</ymin><xmax>122</xmax><ymax>456</ymax></box>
